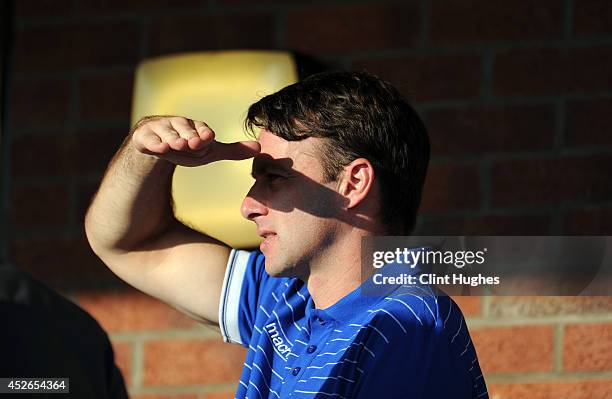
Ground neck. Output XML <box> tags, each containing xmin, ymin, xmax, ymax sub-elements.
<box><xmin>304</xmin><ymin>229</ymin><xmax>368</xmax><ymax>310</ymax></box>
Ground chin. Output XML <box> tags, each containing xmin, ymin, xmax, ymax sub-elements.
<box><xmin>263</xmin><ymin>257</ymin><xmax>300</xmax><ymax>279</ymax></box>
<box><xmin>263</xmin><ymin>260</ymin><xmax>287</xmax><ymax>277</ymax></box>
<box><xmin>264</xmin><ymin>265</ymin><xmax>289</xmax><ymax>278</ymax></box>
<box><xmin>261</xmin><ymin>252</ymin><xmax>281</xmax><ymax>276</ymax></box>
<box><xmin>265</xmin><ymin>267</ymin><xmax>285</xmax><ymax>278</ymax></box>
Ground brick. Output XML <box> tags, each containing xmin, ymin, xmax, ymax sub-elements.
<box><xmin>471</xmin><ymin>325</ymin><xmax>554</xmax><ymax>373</ymax></box>
<box><xmin>491</xmin><ymin>155</ymin><xmax>612</xmax><ymax>207</ymax></box>
<box><xmin>149</xmin><ymin>14</ymin><xmax>275</xmax><ymax>56</ymax></box>
<box><xmin>76</xmin><ymin>0</ymin><xmax>200</xmax><ymax>16</ymax></box>
<box><xmin>489</xmin><ymin>380</ymin><xmax>612</xmax><ymax>399</ymax></box>
<box><xmin>417</xmin><ymin>213</ymin><xmax>551</xmax><ymax>235</ymax></box>
<box><xmin>111</xmin><ymin>341</ymin><xmax>133</xmax><ymax>389</ymax></box>
<box><xmin>11</xmin><ymin>129</ymin><xmax>125</xmax><ymax>178</ymax></box>
<box><xmin>16</xmin><ymin>0</ymin><xmax>73</xmax><ymax>17</ymax></box>
<box><xmin>566</xmin><ymin>98</ymin><xmax>612</xmax><ymax>148</ymax></box>
<box><xmin>489</xmin><ymin>296</ymin><xmax>612</xmax><ymax>317</ymax></box>
<box><xmin>574</xmin><ymin>0</ymin><xmax>612</xmax><ymax>35</ymax></box>
<box><xmin>420</xmin><ymin>162</ymin><xmax>481</xmax><ymax>212</ymax></box>
<box><xmin>287</xmin><ymin>3</ymin><xmax>419</xmax><ymax>53</ymax></box>
<box><xmin>76</xmin><ymin>288</ymin><xmax>196</xmax><ymax>333</ymax></box>
<box><xmin>73</xmin><ymin>132</ymin><xmax>127</xmax><ymax>222</ymax></box>
<box><xmin>431</xmin><ymin>0</ymin><xmax>563</xmax><ymax>44</ymax></box>
<box><xmin>423</xmin><ymin>105</ymin><xmax>555</xmax><ymax>156</ymax></box>
<box><xmin>562</xmin><ymin>208</ymin><xmax>612</xmax><ymax>234</ymax></box>
<box><xmin>14</xmin><ymin>22</ymin><xmax>140</xmax><ymax>73</ymax></box>
<box><xmin>11</xmin><ymin>79</ymin><xmax>71</xmax><ymax>129</ymax></box>
<box><xmin>8</xmin><ymin>236</ymin><xmax>120</xmax><ymax>288</ymax></box>
<box><xmin>9</xmin><ymin>183</ymin><xmax>71</xmax><ymax>229</ymax></box>
<box><xmin>564</xmin><ymin>323</ymin><xmax>612</xmax><ymax>371</ymax></box>
<box><xmin>355</xmin><ymin>54</ymin><xmax>481</xmax><ymax>103</ymax></box>
<box><xmin>452</xmin><ymin>296</ymin><xmax>481</xmax><ymax>317</ymax></box>
<box><xmin>206</xmin><ymin>392</ymin><xmax>235</xmax><ymax>399</ymax></box>
<box><xmin>76</xmin><ymin>181</ymin><xmax>101</xmax><ymax>224</ymax></box>
<box><xmin>78</xmin><ymin>73</ymin><xmax>134</xmax><ymax>122</ymax></box>
<box><xmin>143</xmin><ymin>338</ymin><xmax>246</xmax><ymax>385</ymax></box>
<box><xmin>493</xmin><ymin>46</ymin><xmax>612</xmax><ymax>96</ymax></box>
<box><xmin>216</xmin><ymin>0</ymin><xmax>302</xmax><ymax>3</ymax></box>
<box><xmin>11</xmin><ymin>134</ymin><xmax>77</xmax><ymax>177</ymax></box>
<box><xmin>135</xmin><ymin>396</ymin><xmax>200</xmax><ymax>399</ymax></box>
<box><xmin>75</xmin><ymin>128</ymin><xmax>127</xmax><ymax>174</ymax></box>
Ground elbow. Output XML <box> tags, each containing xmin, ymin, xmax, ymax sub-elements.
<box><xmin>83</xmin><ymin>207</ymin><xmax>120</xmax><ymax>260</ymax></box>
<box><xmin>84</xmin><ymin>212</ymin><xmax>105</xmax><ymax>259</ymax></box>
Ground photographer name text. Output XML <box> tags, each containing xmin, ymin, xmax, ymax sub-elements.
<box><xmin>373</xmin><ymin>273</ymin><xmax>500</xmax><ymax>287</ymax></box>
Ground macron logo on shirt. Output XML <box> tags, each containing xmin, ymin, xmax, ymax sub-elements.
<box><xmin>265</xmin><ymin>322</ymin><xmax>291</xmax><ymax>360</ymax></box>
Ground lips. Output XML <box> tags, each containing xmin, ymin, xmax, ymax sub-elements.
<box><xmin>257</xmin><ymin>229</ymin><xmax>277</xmax><ymax>252</ymax></box>
<box><xmin>257</xmin><ymin>229</ymin><xmax>276</xmax><ymax>239</ymax></box>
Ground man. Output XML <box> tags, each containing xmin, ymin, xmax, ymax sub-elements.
<box><xmin>85</xmin><ymin>71</ymin><xmax>488</xmax><ymax>398</ymax></box>
<box><xmin>0</xmin><ymin>262</ymin><xmax>128</xmax><ymax>398</ymax></box>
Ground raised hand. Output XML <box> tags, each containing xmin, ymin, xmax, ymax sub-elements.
<box><xmin>131</xmin><ymin>116</ymin><xmax>260</xmax><ymax>167</ymax></box>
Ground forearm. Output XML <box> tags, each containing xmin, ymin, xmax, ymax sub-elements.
<box><xmin>85</xmin><ymin>136</ymin><xmax>176</xmax><ymax>254</ymax></box>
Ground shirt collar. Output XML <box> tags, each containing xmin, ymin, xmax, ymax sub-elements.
<box><xmin>307</xmin><ymin>261</ymin><xmax>423</xmax><ymax>323</ymax></box>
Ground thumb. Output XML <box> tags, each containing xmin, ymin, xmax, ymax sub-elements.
<box><xmin>208</xmin><ymin>140</ymin><xmax>261</xmax><ymax>162</ymax></box>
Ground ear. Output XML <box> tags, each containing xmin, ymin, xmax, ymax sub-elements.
<box><xmin>337</xmin><ymin>158</ymin><xmax>375</xmax><ymax>209</ymax></box>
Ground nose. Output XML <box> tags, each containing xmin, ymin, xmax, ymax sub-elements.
<box><xmin>240</xmin><ymin>185</ymin><xmax>268</xmax><ymax>221</ymax></box>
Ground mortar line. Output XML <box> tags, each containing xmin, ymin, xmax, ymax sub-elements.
<box><xmin>129</xmin><ymin>382</ymin><xmax>238</xmax><ymax>396</ymax></box>
<box><xmin>481</xmin><ymin>49</ymin><xmax>494</xmax><ymax>100</ymax></box>
<box><xmin>563</xmin><ymin>0</ymin><xmax>574</xmax><ymax>39</ymax></box>
<box><xmin>274</xmin><ymin>9</ymin><xmax>287</xmax><ymax>49</ymax></box>
<box><xmin>553</xmin><ymin>323</ymin><xmax>565</xmax><ymax>372</ymax></box>
<box><xmin>481</xmin><ymin>295</ymin><xmax>491</xmax><ymax>318</ymax></box>
<box><xmin>132</xmin><ymin>340</ymin><xmax>144</xmax><ymax>389</ymax></box>
<box><xmin>485</xmin><ymin>369</ymin><xmax>612</xmax><ymax>383</ymax></box>
<box><xmin>110</xmin><ymin>327</ymin><xmax>220</xmax><ymax>342</ymax></box>
<box><xmin>419</xmin><ymin>0</ymin><xmax>430</xmax><ymax>48</ymax></box>
<box><xmin>479</xmin><ymin>158</ymin><xmax>492</xmax><ymax>212</ymax></box>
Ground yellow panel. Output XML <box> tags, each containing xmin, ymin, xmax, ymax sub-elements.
<box><xmin>131</xmin><ymin>51</ymin><xmax>298</xmax><ymax>248</ymax></box>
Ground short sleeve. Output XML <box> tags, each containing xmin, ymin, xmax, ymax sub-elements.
<box><xmin>218</xmin><ymin>249</ymin><xmax>272</xmax><ymax>347</ymax></box>
<box><xmin>350</xmin><ymin>310</ymin><xmax>479</xmax><ymax>399</ymax></box>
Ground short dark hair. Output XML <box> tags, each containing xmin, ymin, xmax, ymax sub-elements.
<box><xmin>245</xmin><ymin>71</ymin><xmax>430</xmax><ymax>234</ymax></box>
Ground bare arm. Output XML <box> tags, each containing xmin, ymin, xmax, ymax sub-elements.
<box><xmin>85</xmin><ymin>116</ymin><xmax>259</xmax><ymax>327</ymax></box>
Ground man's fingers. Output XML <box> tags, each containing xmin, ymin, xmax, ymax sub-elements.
<box><xmin>174</xmin><ymin>119</ymin><xmax>213</xmax><ymax>151</ymax></box>
<box><xmin>133</xmin><ymin>129</ymin><xmax>170</xmax><ymax>154</ymax></box>
<box><xmin>209</xmin><ymin>140</ymin><xmax>261</xmax><ymax>162</ymax></box>
<box><xmin>170</xmin><ymin>117</ymin><xmax>199</xmax><ymax>140</ymax></box>
<box><xmin>187</xmin><ymin>136</ymin><xmax>206</xmax><ymax>151</ymax></box>
<box><xmin>131</xmin><ymin>116</ymin><xmax>258</xmax><ymax>166</ymax></box>
<box><xmin>194</xmin><ymin>121</ymin><xmax>215</xmax><ymax>142</ymax></box>
<box><xmin>151</xmin><ymin>141</ymin><xmax>170</xmax><ymax>154</ymax></box>
<box><xmin>154</xmin><ymin>125</ymin><xmax>187</xmax><ymax>151</ymax></box>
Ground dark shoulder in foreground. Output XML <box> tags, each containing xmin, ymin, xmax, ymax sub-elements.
<box><xmin>0</xmin><ymin>264</ymin><xmax>128</xmax><ymax>399</ymax></box>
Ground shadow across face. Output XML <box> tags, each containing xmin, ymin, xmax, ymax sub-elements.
<box><xmin>246</xmin><ymin>152</ymin><xmax>378</xmax><ymax>232</ymax></box>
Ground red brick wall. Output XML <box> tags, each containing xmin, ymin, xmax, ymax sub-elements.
<box><xmin>6</xmin><ymin>0</ymin><xmax>612</xmax><ymax>397</ymax></box>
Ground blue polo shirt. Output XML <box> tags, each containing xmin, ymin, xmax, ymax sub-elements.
<box><xmin>219</xmin><ymin>249</ymin><xmax>488</xmax><ymax>399</ymax></box>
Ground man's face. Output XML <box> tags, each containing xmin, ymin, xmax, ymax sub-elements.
<box><xmin>240</xmin><ymin>130</ymin><xmax>342</xmax><ymax>278</ymax></box>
